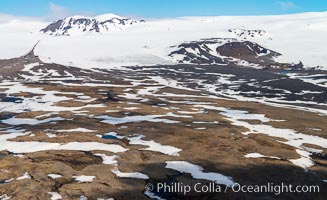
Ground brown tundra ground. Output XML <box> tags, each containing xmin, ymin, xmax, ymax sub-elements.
<box><xmin>0</xmin><ymin>52</ymin><xmax>326</xmax><ymax>200</ymax></box>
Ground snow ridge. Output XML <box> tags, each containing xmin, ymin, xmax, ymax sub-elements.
<box><xmin>41</xmin><ymin>14</ymin><xmax>145</xmax><ymax>36</ymax></box>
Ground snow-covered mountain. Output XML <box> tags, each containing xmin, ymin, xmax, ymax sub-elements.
<box><xmin>228</xmin><ymin>29</ymin><xmax>269</xmax><ymax>40</ymax></box>
<box><xmin>1</xmin><ymin>12</ymin><xmax>327</xmax><ymax>69</ymax></box>
<box><xmin>40</xmin><ymin>14</ymin><xmax>145</xmax><ymax>36</ymax></box>
<box><xmin>169</xmin><ymin>38</ymin><xmax>288</xmax><ymax>68</ymax></box>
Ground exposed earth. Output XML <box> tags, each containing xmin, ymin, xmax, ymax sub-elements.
<box><xmin>0</xmin><ymin>48</ymin><xmax>326</xmax><ymax>200</ymax></box>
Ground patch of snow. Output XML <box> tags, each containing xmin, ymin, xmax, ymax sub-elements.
<box><xmin>46</xmin><ymin>133</ymin><xmax>57</xmax><ymax>138</ymax></box>
<box><xmin>95</xmin><ymin>154</ymin><xmax>119</xmax><ymax>166</ymax></box>
<box><xmin>73</xmin><ymin>175</ymin><xmax>95</xmax><ymax>183</ymax></box>
<box><xmin>16</xmin><ymin>172</ymin><xmax>31</xmax><ymax>180</ymax></box>
<box><xmin>49</xmin><ymin>192</ymin><xmax>62</xmax><ymax>200</ymax></box>
<box><xmin>55</xmin><ymin>128</ymin><xmax>95</xmax><ymax>133</ymax></box>
<box><xmin>80</xmin><ymin>195</ymin><xmax>88</xmax><ymax>200</ymax></box>
<box><xmin>244</xmin><ymin>153</ymin><xmax>281</xmax><ymax>160</ymax></box>
<box><xmin>0</xmin><ymin>82</ymin><xmax>105</xmax><ymax>113</ymax></box>
<box><xmin>166</xmin><ymin>161</ymin><xmax>234</xmax><ymax>186</ymax></box>
<box><xmin>289</xmin><ymin>149</ymin><xmax>315</xmax><ymax>169</ymax></box>
<box><xmin>144</xmin><ymin>191</ymin><xmax>166</xmax><ymax>200</ymax></box>
<box><xmin>0</xmin><ymin>195</ymin><xmax>11</xmax><ymax>200</ymax></box>
<box><xmin>127</xmin><ymin>135</ymin><xmax>181</xmax><ymax>156</ymax></box>
<box><xmin>96</xmin><ymin>115</ymin><xmax>179</xmax><ymax>125</ymax></box>
<box><xmin>48</xmin><ymin>174</ymin><xmax>63</xmax><ymax>179</ymax></box>
<box><xmin>111</xmin><ymin>168</ymin><xmax>149</xmax><ymax>179</ymax></box>
<box><xmin>192</xmin><ymin>121</ymin><xmax>219</xmax><ymax>124</ymax></box>
<box><xmin>196</xmin><ymin>105</ymin><xmax>327</xmax><ymax>169</ymax></box>
<box><xmin>0</xmin><ymin>130</ymin><xmax>128</xmax><ymax>154</ymax></box>
<box><xmin>2</xmin><ymin>117</ymin><xmax>64</xmax><ymax>125</ymax></box>
<box><xmin>287</xmin><ymin>73</ymin><xmax>327</xmax><ymax>88</ymax></box>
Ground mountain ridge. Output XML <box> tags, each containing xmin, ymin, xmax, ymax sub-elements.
<box><xmin>40</xmin><ymin>14</ymin><xmax>145</xmax><ymax>36</ymax></box>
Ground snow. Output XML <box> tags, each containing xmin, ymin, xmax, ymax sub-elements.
<box><xmin>244</xmin><ymin>153</ymin><xmax>281</xmax><ymax>160</ymax></box>
<box><xmin>1</xmin><ymin>12</ymin><xmax>327</xmax><ymax>69</ymax></box>
<box><xmin>2</xmin><ymin>117</ymin><xmax>65</xmax><ymax>125</ymax></box>
<box><xmin>46</xmin><ymin>133</ymin><xmax>56</xmax><ymax>138</ymax></box>
<box><xmin>97</xmin><ymin>198</ymin><xmax>114</xmax><ymax>200</ymax></box>
<box><xmin>42</xmin><ymin>14</ymin><xmax>142</xmax><ymax>36</ymax></box>
<box><xmin>0</xmin><ymin>82</ymin><xmax>105</xmax><ymax>113</ymax></box>
<box><xmin>57</xmin><ymin>142</ymin><xmax>127</xmax><ymax>153</ymax></box>
<box><xmin>123</xmin><ymin>107</ymin><xmax>140</xmax><ymax>110</ymax></box>
<box><xmin>22</xmin><ymin>63</ymin><xmax>40</xmax><ymax>72</ymax></box>
<box><xmin>0</xmin><ymin>19</ymin><xmax>46</xmax><ymax>59</ymax></box>
<box><xmin>166</xmin><ymin>161</ymin><xmax>234</xmax><ymax>186</ymax></box>
<box><xmin>95</xmin><ymin>154</ymin><xmax>118</xmax><ymax>166</ymax></box>
<box><xmin>111</xmin><ymin>168</ymin><xmax>149</xmax><ymax>179</ymax></box>
<box><xmin>195</xmin><ymin>105</ymin><xmax>327</xmax><ymax>169</ymax></box>
<box><xmin>48</xmin><ymin>174</ymin><xmax>63</xmax><ymax>179</ymax></box>
<box><xmin>49</xmin><ymin>192</ymin><xmax>62</xmax><ymax>200</ymax></box>
<box><xmin>80</xmin><ymin>196</ymin><xmax>88</xmax><ymax>200</ymax></box>
<box><xmin>196</xmin><ymin>79</ymin><xmax>327</xmax><ymax>116</ymax></box>
<box><xmin>306</xmin><ymin>128</ymin><xmax>322</xmax><ymax>131</ymax></box>
<box><xmin>73</xmin><ymin>175</ymin><xmax>95</xmax><ymax>183</ymax></box>
<box><xmin>144</xmin><ymin>191</ymin><xmax>166</xmax><ymax>200</ymax></box>
<box><xmin>96</xmin><ymin>115</ymin><xmax>180</xmax><ymax>125</ymax></box>
<box><xmin>192</xmin><ymin>121</ymin><xmax>219</xmax><ymax>124</ymax></box>
<box><xmin>127</xmin><ymin>135</ymin><xmax>181</xmax><ymax>156</ymax></box>
<box><xmin>16</xmin><ymin>172</ymin><xmax>31</xmax><ymax>180</ymax></box>
<box><xmin>0</xmin><ymin>195</ymin><xmax>11</xmax><ymax>200</ymax></box>
<box><xmin>99</xmin><ymin>132</ymin><xmax>181</xmax><ymax>156</ymax></box>
<box><xmin>20</xmin><ymin>67</ymin><xmax>83</xmax><ymax>82</ymax></box>
<box><xmin>287</xmin><ymin>73</ymin><xmax>327</xmax><ymax>88</ymax></box>
<box><xmin>94</xmin><ymin>13</ymin><xmax>123</xmax><ymax>21</ymax></box>
<box><xmin>289</xmin><ymin>149</ymin><xmax>315</xmax><ymax>169</ymax></box>
<box><xmin>55</xmin><ymin>128</ymin><xmax>95</xmax><ymax>133</ymax></box>
<box><xmin>2</xmin><ymin>178</ymin><xmax>14</xmax><ymax>183</ymax></box>
<box><xmin>0</xmin><ymin>130</ymin><xmax>128</xmax><ymax>154</ymax></box>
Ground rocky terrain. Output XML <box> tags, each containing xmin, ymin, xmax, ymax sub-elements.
<box><xmin>41</xmin><ymin>14</ymin><xmax>145</xmax><ymax>36</ymax></box>
<box><xmin>0</xmin><ymin>44</ymin><xmax>326</xmax><ymax>200</ymax></box>
<box><xmin>0</xmin><ymin>10</ymin><xmax>327</xmax><ymax>200</ymax></box>
<box><xmin>169</xmin><ymin>38</ymin><xmax>297</xmax><ymax>69</ymax></box>
<box><xmin>228</xmin><ymin>29</ymin><xmax>268</xmax><ymax>40</ymax></box>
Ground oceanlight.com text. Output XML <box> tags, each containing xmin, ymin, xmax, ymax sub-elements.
<box><xmin>145</xmin><ymin>182</ymin><xmax>320</xmax><ymax>195</ymax></box>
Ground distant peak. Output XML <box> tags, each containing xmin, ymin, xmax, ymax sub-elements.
<box><xmin>64</xmin><ymin>14</ymin><xmax>124</xmax><ymax>21</ymax></box>
<box><xmin>67</xmin><ymin>15</ymin><xmax>91</xmax><ymax>20</ymax></box>
<box><xmin>41</xmin><ymin>13</ymin><xmax>145</xmax><ymax>36</ymax></box>
<box><xmin>94</xmin><ymin>13</ymin><xmax>123</xmax><ymax>21</ymax></box>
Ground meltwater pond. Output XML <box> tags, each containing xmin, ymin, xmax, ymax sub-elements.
<box><xmin>0</xmin><ymin>95</ymin><xmax>23</xmax><ymax>103</ymax></box>
<box><xmin>102</xmin><ymin>135</ymin><xmax>119</xmax><ymax>140</ymax></box>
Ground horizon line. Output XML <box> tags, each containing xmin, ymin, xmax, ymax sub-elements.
<box><xmin>1</xmin><ymin>10</ymin><xmax>327</xmax><ymax>22</ymax></box>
